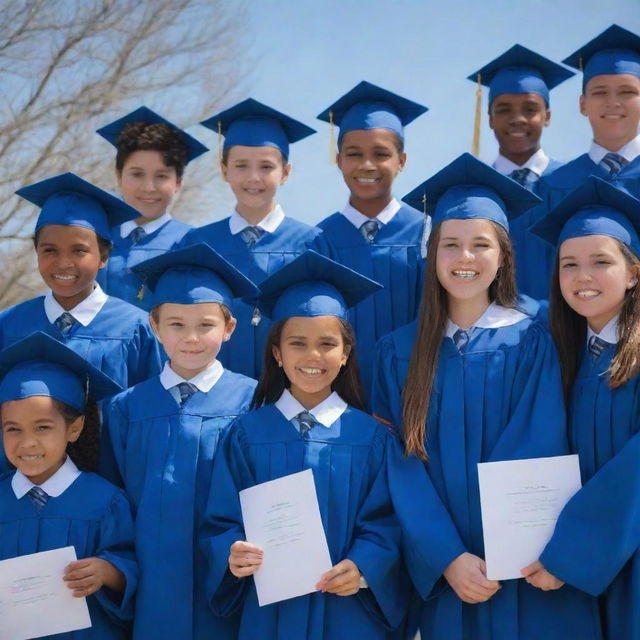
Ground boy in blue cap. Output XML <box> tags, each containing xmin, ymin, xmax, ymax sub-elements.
<box><xmin>179</xmin><ymin>98</ymin><xmax>334</xmax><ymax>379</ymax></box>
<box><xmin>105</xmin><ymin>243</ymin><xmax>258</xmax><ymax>640</ymax></box>
<box><xmin>468</xmin><ymin>45</ymin><xmax>574</xmax><ymax>299</ymax></box>
<box><xmin>95</xmin><ymin>106</ymin><xmax>208</xmax><ymax>309</ymax></box>
<box><xmin>0</xmin><ymin>172</ymin><xmax>163</xmax><ymax>401</ymax></box>
<box><xmin>315</xmin><ymin>81</ymin><xmax>429</xmax><ymax>402</ymax></box>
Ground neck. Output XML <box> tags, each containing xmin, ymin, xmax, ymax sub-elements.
<box><xmin>169</xmin><ymin>359</ymin><xmax>216</xmax><ymax>380</ymax></box>
<box><xmin>348</xmin><ymin>194</ymin><xmax>393</xmax><ymax>219</ymax></box>
<box><xmin>500</xmin><ymin>146</ymin><xmax>539</xmax><ymax>167</ymax></box>
<box><xmin>52</xmin><ymin>284</ymin><xmax>95</xmax><ymax>311</ymax></box>
<box><xmin>289</xmin><ymin>385</ymin><xmax>332</xmax><ymax>410</ymax></box>
<box><xmin>136</xmin><ymin>212</ymin><xmax>167</xmax><ymax>226</ymax></box>
<box><xmin>236</xmin><ymin>202</ymin><xmax>277</xmax><ymax>226</ymax></box>
<box><xmin>447</xmin><ymin>293</ymin><xmax>491</xmax><ymax>330</ymax></box>
<box><xmin>593</xmin><ymin>133</ymin><xmax>636</xmax><ymax>153</ymax></box>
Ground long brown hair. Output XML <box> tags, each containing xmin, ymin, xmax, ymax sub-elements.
<box><xmin>402</xmin><ymin>219</ymin><xmax>518</xmax><ymax>459</ymax></box>
<box><xmin>251</xmin><ymin>316</ymin><xmax>366</xmax><ymax>411</ymax></box>
<box><xmin>550</xmin><ymin>239</ymin><xmax>640</xmax><ymax>396</ymax></box>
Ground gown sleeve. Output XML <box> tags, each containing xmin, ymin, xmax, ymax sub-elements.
<box><xmin>128</xmin><ymin>319</ymin><xmax>164</xmax><ymax>385</ymax></box>
<box><xmin>370</xmin><ymin>333</ymin><xmax>404</xmax><ymax>430</ymax></box>
<box><xmin>307</xmin><ymin>228</ymin><xmax>339</xmax><ymax>262</ymax></box>
<box><xmin>101</xmin><ymin>394</ymin><xmax>129</xmax><ymax>488</ymax></box>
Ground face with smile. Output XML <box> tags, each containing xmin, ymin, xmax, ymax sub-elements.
<box><xmin>272</xmin><ymin>315</ymin><xmax>350</xmax><ymax>409</ymax></box>
<box><xmin>117</xmin><ymin>150</ymin><xmax>182</xmax><ymax>223</ymax></box>
<box><xmin>337</xmin><ymin>128</ymin><xmax>406</xmax><ymax>217</ymax></box>
<box><xmin>36</xmin><ymin>225</ymin><xmax>107</xmax><ymax>310</ymax></box>
<box><xmin>436</xmin><ymin>218</ymin><xmax>503</xmax><ymax>319</ymax></box>
<box><xmin>558</xmin><ymin>234</ymin><xmax>637</xmax><ymax>333</ymax></box>
<box><xmin>151</xmin><ymin>302</ymin><xmax>236</xmax><ymax>379</ymax></box>
<box><xmin>580</xmin><ymin>74</ymin><xmax>640</xmax><ymax>151</ymax></box>
<box><xmin>2</xmin><ymin>396</ymin><xmax>83</xmax><ymax>485</ymax></box>
<box><xmin>489</xmin><ymin>93</ymin><xmax>550</xmax><ymax>165</ymax></box>
<box><xmin>222</xmin><ymin>145</ymin><xmax>291</xmax><ymax>224</ymax></box>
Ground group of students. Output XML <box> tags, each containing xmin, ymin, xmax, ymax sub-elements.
<box><xmin>0</xmin><ymin>21</ymin><xmax>640</xmax><ymax>640</ymax></box>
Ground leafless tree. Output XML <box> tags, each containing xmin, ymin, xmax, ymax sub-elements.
<box><xmin>0</xmin><ymin>0</ymin><xmax>249</xmax><ymax>308</ymax></box>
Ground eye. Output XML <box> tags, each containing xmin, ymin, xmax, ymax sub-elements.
<box><xmin>169</xmin><ymin>321</ymin><xmax>184</xmax><ymax>328</ymax></box>
<box><xmin>441</xmin><ymin>242</ymin><xmax>458</xmax><ymax>249</ymax></box>
<box><xmin>595</xmin><ymin>259</ymin><xmax>611</xmax><ymax>266</ymax></box>
<box><xmin>3</xmin><ymin>425</ymin><xmax>19</xmax><ymax>433</ymax></box>
<box><xmin>560</xmin><ymin>262</ymin><xmax>577</xmax><ymax>269</ymax></box>
<box><xmin>345</xmin><ymin>151</ymin><xmax>361</xmax><ymax>158</ymax></box>
<box><xmin>37</xmin><ymin>424</ymin><xmax>52</xmax><ymax>431</ymax></box>
<box><xmin>375</xmin><ymin>151</ymin><xmax>392</xmax><ymax>159</ymax></box>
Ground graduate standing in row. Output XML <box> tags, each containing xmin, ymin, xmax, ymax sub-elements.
<box><xmin>105</xmin><ymin>244</ymin><xmax>258</xmax><ymax>639</ymax></box>
<box><xmin>316</xmin><ymin>81</ymin><xmax>429</xmax><ymax>401</ymax></box>
<box><xmin>201</xmin><ymin>251</ymin><xmax>410</xmax><ymax>639</ymax></box>
<box><xmin>468</xmin><ymin>46</ymin><xmax>574</xmax><ymax>299</ymax></box>
<box><xmin>522</xmin><ymin>178</ymin><xmax>640</xmax><ymax>640</ymax></box>
<box><xmin>372</xmin><ymin>154</ymin><xmax>601</xmax><ymax>640</ymax></box>
<box><xmin>179</xmin><ymin>99</ymin><xmax>334</xmax><ymax>379</ymax></box>
<box><xmin>95</xmin><ymin>106</ymin><xmax>208</xmax><ymax>310</ymax></box>
<box><xmin>0</xmin><ymin>332</ymin><xmax>138</xmax><ymax>639</ymax></box>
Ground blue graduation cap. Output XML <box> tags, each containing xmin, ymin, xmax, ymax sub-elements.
<box><xmin>132</xmin><ymin>242</ymin><xmax>259</xmax><ymax>309</ymax></box>
<box><xmin>402</xmin><ymin>153</ymin><xmax>541</xmax><ymax>231</ymax></box>
<box><xmin>563</xmin><ymin>24</ymin><xmax>640</xmax><ymax>88</ymax></box>
<box><xmin>468</xmin><ymin>44</ymin><xmax>575</xmax><ymax>108</ymax></box>
<box><xmin>317</xmin><ymin>80</ymin><xmax>428</xmax><ymax>145</ymax></box>
<box><xmin>529</xmin><ymin>177</ymin><xmax>640</xmax><ymax>255</ymax></box>
<box><xmin>96</xmin><ymin>105</ymin><xmax>209</xmax><ymax>164</ymax></box>
<box><xmin>200</xmin><ymin>98</ymin><xmax>315</xmax><ymax>160</ymax></box>
<box><xmin>16</xmin><ymin>172</ymin><xmax>139</xmax><ymax>241</ymax></box>
<box><xmin>254</xmin><ymin>250</ymin><xmax>382</xmax><ymax>322</ymax></box>
<box><xmin>0</xmin><ymin>332</ymin><xmax>122</xmax><ymax>411</ymax></box>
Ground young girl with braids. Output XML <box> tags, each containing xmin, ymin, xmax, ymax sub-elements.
<box><xmin>523</xmin><ymin>177</ymin><xmax>640</xmax><ymax>640</ymax></box>
<box><xmin>372</xmin><ymin>154</ymin><xmax>601</xmax><ymax>640</ymax></box>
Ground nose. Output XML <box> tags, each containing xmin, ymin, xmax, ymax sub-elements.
<box><xmin>509</xmin><ymin>110</ymin><xmax>527</xmax><ymax>125</ymax></box>
<box><xmin>142</xmin><ymin>176</ymin><xmax>155</xmax><ymax>191</ymax></box>
<box><xmin>55</xmin><ymin>252</ymin><xmax>75</xmax><ymax>269</ymax></box>
<box><xmin>460</xmin><ymin>247</ymin><xmax>475</xmax><ymax>261</ymax></box>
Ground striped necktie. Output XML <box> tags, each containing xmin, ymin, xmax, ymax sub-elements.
<box><xmin>176</xmin><ymin>381</ymin><xmax>198</xmax><ymax>405</ymax></box>
<box><xmin>240</xmin><ymin>226</ymin><xmax>265</xmax><ymax>247</ymax></box>
<box><xmin>509</xmin><ymin>168</ymin><xmax>536</xmax><ymax>190</ymax></box>
<box><xmin>453</xmin><ymin>329</ymin><xmax>470</xmax><ymax>352</ymax></box>
<box><xmin>588</xmin><ymin>335</ymin><xmax>612</xmax><ymax>360</ymax></box>
<box><xmin>293</xmin><ymin>410</ymin><xmax>317</xmax><ymax>437</ymax></box>
<box><xmin>360</xmin><ymin>219</ymin><xmax>380</xmax><ymax>243</ymax></box>
<box><xmin>27</xmin><ymin>486</ymin><xmax>49</xmax><ymax>509</ymax></box>
<box><xmin>129</xmin><ymin>226</ymin><xmax>147</xmax><ymax>245</ymax></box>
<box><xmin>54</xmin><ymin>312</ymin><xmax>77</xmax><ymax>334</ymax></box>
<box><xmin>599</xmin><ymin>152</ymin><xmax>628</xmax><ymax>177</ymax></box>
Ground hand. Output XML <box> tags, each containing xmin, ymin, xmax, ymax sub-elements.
<box><xmin>316</xmin><ymin>559</ymin><xmax>361</xmax><ymax>596</ymax></box>
<box><xmin>521</xmin><ymin>561</ymin><xmax>565</xmax><ymax>591</ymax></box>
<box><xmin>443</xmin><ymin>552</ymin><xmax>501</xmax><ymax>604</ymax></box>
<box><xmin>229</xmin><ymin>540</ymin><xmax>263</xmax><ymax>578</ymax></box>
<box><xmin>64</xmin><ymin>557</ymin><xmax>125</xmax><ymax>597</ymax></box>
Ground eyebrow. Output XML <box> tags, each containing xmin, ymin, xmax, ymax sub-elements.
<box><xmin>440</xmin><ymin>235</ymin><xmax>492</xmax><ymax>241</ymax></box>
<box><xmin>560</xmin><ymin>253</ymin><xmax>611</xmax><ymax>260</ymax></box>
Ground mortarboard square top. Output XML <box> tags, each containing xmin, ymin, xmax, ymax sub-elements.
<box><xmin>468</xmin><ymin>44</ymin><xmax>575</xmax><ymax>107</ymax></box>
<box><xmin>402</xmin><ymin>153</ymin><xmax>541</xmax><ymax>231</ymax></box>
<box><xmin>132</xmin><ymin>242</ymin><xmax>259</xmax><ymax>309</ymax></box>
<box><xmin>529</xmin><ymin>177</ymin><xmax>640</xmax><ymax>255</ymax></box>
<box><xmin>563</xmin><ymin>24</ymin><xmax>640</xmax><ymax>88</ymax></box>
<box><xmin>96</xmin><ymin>105</ymin><xmax>209</xmax><ymax>164</ymax></box>
<box><xmin>317</xmin><ymin>81</ymin><xmax>428</xmax><ymax>144</ymax></box>
<box><xmin>0</xmin><ymin>332</ymin><xmax>122</xmax><ymax>411</ymax></box>
<box><xmin>17</xmin><ymin>172</ymin><xmax>138</xmax><ymax>242</ymax></box>
<box><xmin>255</xmin><ymin>250</ymin><xmax>382</xmax><ymax>322</ymax></box>
<box><xmin>200</xmin><ymin>98</ymin><xmax>315</xmax><ymax>160</ymax></box>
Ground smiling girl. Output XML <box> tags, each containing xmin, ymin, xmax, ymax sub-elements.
<box><xmin>372</xmin><ymin>154</ymin><xmax>601</xmax><ymax>640</ymax></box>
<box><xmin>200</xmin><ymin>251</ymin><xmax>410</xmax><ymax>640</ymax></box>
<box><xmin>523</xmin><ymin>177</ymin><xmax>640</xmax><ymax>640</ymax></box>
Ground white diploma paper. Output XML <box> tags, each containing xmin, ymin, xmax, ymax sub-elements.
<box><xmin>239</xmin><ymin>468</ymin><xmax>333</xmax><ymax>606</ymax></box>
<box><xmin>478</xmin><ymin>454</ymin><xmax>582</xmax><ymax>581</ymax></box>
<box><xmin>0</xmin><ymin>546</ymin><xmax>91</xmax><ymax>639</ymax></box>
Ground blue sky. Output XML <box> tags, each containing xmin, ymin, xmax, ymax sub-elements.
<box><xmin>191</xmin><ymin>0</ymin><xmax>640</xmax><ymax>226</ymax></box>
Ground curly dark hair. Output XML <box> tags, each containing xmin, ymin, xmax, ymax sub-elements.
<box><xmin>115</xmin><ymin>122</ymin><xmax>188</xmax><ymax>178</ymax></box>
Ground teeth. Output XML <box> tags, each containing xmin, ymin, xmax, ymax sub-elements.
<box><xmin>355</xmin><ymin>178</ymin><xmax>377</xmax><ymax>183</ymax></box>
<box><xmin>299</xmin><ymin>367</ymin><xmax>322</xmax><ymax>374</ymax></box>
<box><xmin>577</xmin><ymin>290</ymin><xmax>599</xmax><ymax>298</ymax></box>
<box><xmin>20</xmin><ymin>455</ymin><xmax>43</xmax><ymax>460</ymax></box>
<box><xmin>452</xmin><ymin>270</ymin><xmax>478</xmax><ymax>279</ymax></box>
<box><xmin>53</xmin><ymin>274</ymin><xmax>75</xmax><ymax>280</ymax></box>
<box><xmin>603</xmin><ymin>115</ymin><xmax>623</xmax><ymax>119</ymax></box>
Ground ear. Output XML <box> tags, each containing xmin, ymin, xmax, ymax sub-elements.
<box><xmin>398</xmin><ymin>152</ymin><xmax>407</xmax><ymax>172</ymax></box>
<box><xmin>272</xmin><ymin>344</ymin><xmax>283</xmax><ymax>367</ymax></box>
<box><xmin>175</xmin><ymin>175</ymin><xmax>183</xmax><ymax>192</ymax></box>
<box><xmin>544</xmin><ymin>108</ymin><xmax>551</xmax><ymax>127</ymax></box>
<box><xmin>149</xmin><ymin>314</ymin><xmax>162</xmax><ymax>343</ymax></box>
<box><xmin>280</xmin><ymin>162</ymin><xmax>292</xmax><ymax>185</ymax></box>
<box><xmin>336</xmin><ymin>149</ymin><xmax>343</xmax><ymax>169</ymax></box>
<box><xmin>220</xmin><ymin>162</ymin><xmax>229</xmax><ymax>182</ymax></box>
<box><xmin>115</xmin><ymin>168</ymin><xmax>123</xmax><ymax>189</ymax></box>
<box><xmin>341</xmin><ymin>344</ymin><xmax>351</xmax><ymax>366</ymax></box>
<box><xmin>579</xmin><ymin>94</ymin><xmax>587</xmax><ymax>116</ymax></box>
<box><xmin>488</xmin><ymin>111</ymin><xmax>495</xmax><ymax>130</ymax></box>
<box><xmin>224</xmin><ymin>317</ymin><xmax>237</xmax><ymax>341</ymax></box>
<box><xmin>67</xmin><ymin>415</ymin><xmax>85</xmax><ymax>443</ymax></box>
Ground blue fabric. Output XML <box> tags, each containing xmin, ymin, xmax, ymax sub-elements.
<box><xmin>178</xmin><ymin>217</ymin><xmax>337</xmax><ymax>379</ymax></box>
<box><xmin>0</xmin><ymin>472</ymin><xmax>138</xmax><ymax>639</ymax></box>
<box><xmin>371</xmin><ymin>315</ymin><xmax>601</xmax><ymax>640</ymax></box>
<box><xmin>105</xmin><ymin>371</ymin><xmax>256</xmax><ymax>639</ymax></box>
<box><xmin>200</xmin><ymin>404</ymin><xmax>410</xmax><ymax>639</ymax></box>
<box><xmin>540</xmin><ymin>345</ymin><xmax>640</xmax><ymax>639</ymax></box>
<box><xmin>96</xmin><ymin>218</ymin><xmax>191</xmax><ymax>310</ymax></box>
<box><xmin>317</xmin><ymin>204</ymin><xmax>427</xmax><ymax>404</ymax></box>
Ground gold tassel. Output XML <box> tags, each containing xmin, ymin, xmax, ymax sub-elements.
<box><xmin>472</xmin><ymin>73</ymin><xmax>482</xmax><ymax>157</ymax></box>
<box><xmin>329</xmin><ymin>110</ymin><xmax>336</xmax><ymax>164</ymax></box>
<box><xmin>578</xmin><ymin>56</ymin><xmax>583</xmax><ymax>72</ymax></box>
<box><xmin>217</xmin><ymin>120</ymin><xmax>223</xmax><ymax>165</ymax></box>
<box><xmin>137</xmin><ymin>283</ymin><xmax>144</xmax><ymax>300</ymax></box>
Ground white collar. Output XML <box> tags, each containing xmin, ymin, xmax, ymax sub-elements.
<box><xmin>493</xmin><ymin>149</ymin><xmax>549</xmax><ymax>177</ymax></box>
<box><xmin>445</xmin><ymin>302</ymin><xmax>528</xmax><ymax>338</ymax></box>
<box><xmin>228</xmin><ymin>204</ymin><xmax>285</xmax><ymax>235</ymax></box>
<box><xmin>340</xmin><ymin>197</ymin><xmax>401</xmax><ymax>229</ymax></box>
<box><xmin>120</xmin><ymin>212</ymin><xmax>172</xmax><ymax>238</ymax></box>
<box><xmin>159</xmin><ymin>359</ymin><xmax>224</xmax><ymax>393</ymax></box>
<box><xmin>275</xmin><ymin>388</ymin><xmax>347</xmax><ymax>428</ymax></box>
<box><xmin>587</xmin><ymin>314</ymin><xmax>619</xmax><ymax>345</ymax></box>
<box><xmin>44</xmin><ymin>284</ymin><xmax>108</xmax><ymax>326</ymax></box>
<box><xmin>589</xmin><ymin>134</ymin><xmax>640</xmax><ymax>165</ymax></box>
<box><xmin>12</xmin><ymin>456</ymin><xmax>81</xmax><ymax>499</ymax></box>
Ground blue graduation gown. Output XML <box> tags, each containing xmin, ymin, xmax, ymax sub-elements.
<box><xmin>371</xmin><ymin>314</ymin><xmax>601</xmax><ymax>640</ymax></box>
<box><xmin>540</xmin><ymin>343</ymin><xmax>640</xmax><ymax>639</ymax></box>
<box><xmin>105</xmin><ymin>370</ymin><xmax>256</xmax><ymax>640</ymax></box>
<box><xmin>200</xmin><ymin>405</ymin><xmax>410</xmax><ymax>640</ymax></box>
<box><xmin>317</xmin><ymin>205</ymin><xmax>427</xmax><ymax>403</ymax></box>
<box><xmin>0</xmin><ymin>471</ymin><xmax>138</xmax><ymax>639</ymax></box>
<box><xmin>179</xmin><ymin>217</ymin><xmax>336</xmax><ymax>378</ymax></box>
<box><xmin>96</xmin><ymin>218</ymin><xmax>191</xmax><ymax>310</ymax></box>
